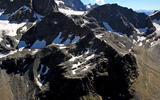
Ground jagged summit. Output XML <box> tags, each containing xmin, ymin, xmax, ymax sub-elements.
<box><xmin>87</xmin><ymin>4</ymin><xmax>156</xmax><ymax>36</ymax></box>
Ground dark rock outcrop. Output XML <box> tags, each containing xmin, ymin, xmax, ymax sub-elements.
<box><xmin>0</xmin><ymin>0</ymin><xmax>11</xmax><ymax>9</ymax></box>
<box><xmin>0</xmin><ymin>0</ymin><xmax>31</xmax><ymax>14</ymax></box>
<box><xmin>0</xmin><ymin>0</ymin><xmax>58</xmax><ymax>17</ymax></box>
<box><xmin>8</xmin><ymin>6</ymin><xmax>35</xmax><ymax>23</ymax></box>
<box><xmin>86</xmin><ymin>4</ymin><xmax>156</xmax><ymax>36</ymax></box>
<box><xmin>32</xmin><ymin>0</ymin><xmax>58</xmax><ymax>16</ymax></box>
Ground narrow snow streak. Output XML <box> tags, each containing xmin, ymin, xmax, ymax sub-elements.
<box><xmin>72</xmin><ymin>36</ymin><xmax>80</xmax><ymax>43</ymax></box>
<box><xmin>55</xmin><ymin>0</ymin><xmax>64</xmax><ymax>6</ymax></box>
<box><xmin>69</xmin><ymin>55</ymin><xmax>83</xmax><ymax>62</ymax></box>
<box><xmin>33</xmin><ymin>12</ymin><xmax>44</xmax><ymax>20</ymax></box>
<box><xmin>35</xmin><ymin>78</ymin><xmax>42</xmax><ymax>88</ymax></box>
<box><xmin>59</xmin><ymin>8</ymin><xmax>85</xmax><ymax>15</ymax></box>
<box><xmin>10</xmin><ymin>5</ymin><xmax>29</xmax><ymax>17</ymax></box>
<box><xmin>71</xmin><ymin>53</ymin><xmax>95</xmax><ymax>74</ymax></box>
<box><xmin>0</xmin><ymin>50</ymin><xmax>17</xmax><ymax>58</ymax></box>
<box><xmin>52</xmin><ymin>32</ymin><xmax>63</xmax><ymax>44</ymax></box>
<box><xmin>103</xmin><ymin>22</ymin><xmax>114</xmax><ymax>32</ymax></box>
<box><xmin>30</xmin><ymin>40</ymin><xmax>46</xmax><ymax>49</ymax></box>
<box><xmin>85</xmin><ymin>54</ymin><xmax>95</xmax><ymax>61</ymax></box>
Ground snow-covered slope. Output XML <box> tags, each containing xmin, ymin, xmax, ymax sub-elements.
<box><xmin>0</xmin><ymin>10</ymin><xmax>26</xmax><ymax>42</ymax></box>
<box><xmin>59</xmin><ymin>8</ymin><xmax>85</xmax><ymax>15</ymax></box>
<box><xmin>153</xmin><ymin>20</ymin><xmax>160</xmax><ymax>36</ymax></box>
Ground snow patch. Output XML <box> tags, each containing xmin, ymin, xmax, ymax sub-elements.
<box><xmin>153</xmin><ymin>19</ymin><xmax>160</xmax><ymax>25</ymax></box>
<box><xmin>34</xmin><ymin>12</ymin><xmax>44</xmax><ymax>20</ymax></box>
<box><xmin>83</xmin><ymin>63</ymin><xmax>92</xmax><ymax>71</ymax></box>
<box><xmin>133</xmin><ymin>39</ymin><xmax>137</xmax><ymax>44</ymax></box>
<box><xmin>149</xmin><ymin>10</ymin><xmax>159</xmax><ymax>16</ymax></box>
<box><xmin>0</xmin><ymin>9</ymin><xmax>9</xmax><ymax>20</ymax></box>
<box><xmin>138</xmin><ymin>42</ymin><xmax>143</xmax><ymax>46</ymax></box>
<box><xmin>52</xmin><ymin>32</ymin><xmax>63</xmax><ymax>44</ymax></box>
<box><xmin>35</xmin><ymin>78</ymin><xmax>42</xmax><ymax>88</ymax></box>
<box><xmin>103</xmin><ymin>22</ymin><xmax>124</xmax><ymax>36</ymax></box>
<box><xmin>18</xmin><ymin>41</ymin><xmax>27</xmax><ymax>48</ymax></box>
<box><xmin>119</xmin><ymin>42</ymin><xmax>126</xmax><ymax>47</ymax></box>
<box><xmin>63</xmin><ymin>35</ymin><xmax>71</xmax><ymax>44</ymax></box>
<box><xmin>150</xmin><ymin>38</ymin><xmax>160</xmax><ymax>47</ymax></box>
<box><xmin>85</xmin><ymin>54</ymin><xmax>95</xmax><ymax>61</ymax></box>
<box><xmin>55</xmin><ymin>0</ymin><xmax>64</xmax><ymax>6</ymax></box>
<box><xmin>18</xmin><ymin>47</ymin><xmax>25</xmax><ymax>51</ymax></box>
<box><xmin>69</xmin><ymin>55</ymin><xmax>83</xmax><ymax>62</ymax></box>
<box><xmin>30</xmin><ymin>40</ymin><xmax>46</xmax><ymax>49</ymax></box>
<box><xmin>59</xmin><ymin>45</ymin><xmax>67</xmax><ymax>49</ymax></box>
<box><xmin>0</xmin><ymin>9</ymin><xmax>4</xmax><ymax>15</ymax></box>
<box><xmin>38</xmin><ymin>64</ymin><xmax>44</xmax><ymax>75</ymax></box>
<box><xmin>71</xmin><ymin>53</ymin><xmax>95</xmax><ymax>74</ymax></box>
<box><xmin>0</xmin><ymin>50</ymin><xmax>17</xmax><ymax>58</ymax></box>
<box><xmin>153</xmin><ymin>20</ymin><xmax>160</xmax><ymax>36</ymax></box>
<box><xmin>53</xmin><ymin>21</ymin><xmax>58</xmax><ymax>24</ymax></box>
<box><xmin>135</xmin><ymin>27</ymin><xmax>148</xmax><ymax>34</ymax></box>
<box><xmin>72</xmin><ymin>36</ymin><xmax>80</xmax><ymax>43</ymax></box>
<box><xmin>20</xmin><ymin>26</ymin><xmax>27</xmax><ymax>33</ymax></box>
<box><xmin>0</xmin><ymin>20</ymin><xmax>26</xmax><ymax>37</ymax></box>
<box><xmin>0</xmin><ymin>38</ymin><xmax>2</xmax><ymax>42</ymax></box>
<box><xmin>31</xmin><ymin>49</ymin><xmax>39</xmax><ymax>55</ymax></box>
<box><xmin>42</xmin><ymin>66</ymin><xmax>49</xmax><ymax>75</ymax></box>
<box><xmin>137</xmin><ymin>36</ymin><xmax>146</xmax><ymax>42</ymax></box>
<box><xmin>138</xmin><ymin>27</ymin><xmax>148</xmax><ymax>34</ymax></box>
<box><xmin>95</xmin><ymin>33</ymin><xmax>103</xmax><ymax>38</ymax></box>
<box><xmin>103</xmin><ymin>22</ymin><xmax>114</xmax><ymax>32</ymax></box>
<box><xmin>59</xmin><ymin>8</ymin><xmax>85</xmax><ymax>15</ymax></box>
<box><xmin>81</xmin><ymin>19</ymin><xmax>89</xmax><ymax>27</ymax></box>
<box><xmin>6</xmin><ymin>44</ymin><xmax>11</xmax><ymax>48</ymax></box>
<box><xmin>86</xmin><ymin>5</ymin><xmax>91</xmax><ymax>9</ymax></box>
<box><xmin>85</xmin><ymin>48</ymin><xmax>90</xmax><ymax>54</ymax></box>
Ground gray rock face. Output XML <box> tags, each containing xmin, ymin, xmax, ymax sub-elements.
<box><xmin>32</xmin><ymin>0</ymin><xmax>58</xmax><ymax>15</ymax></box>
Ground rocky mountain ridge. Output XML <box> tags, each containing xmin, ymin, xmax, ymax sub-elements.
<box><xmin>0</xmin><ymin>0</ymin><xmax>160</xmax><ymax>100</ymax></box>
<box><xmin>87</xmin><ymin>4</ymin><xmax>156</xmax><ymax>36</ymax></box>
